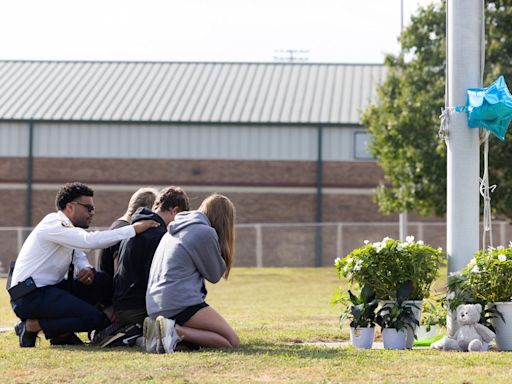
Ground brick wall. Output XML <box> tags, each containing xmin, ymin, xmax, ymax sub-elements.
<box><xmin>0</xmin><ymin>156</ymin><xmax>389</xmax><ymax>226</ymax></box>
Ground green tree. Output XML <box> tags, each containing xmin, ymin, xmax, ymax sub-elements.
<box><xmin>362</xmin><ymin>0</ymin><xmax>512</xmax><ymax>218</ymax></box>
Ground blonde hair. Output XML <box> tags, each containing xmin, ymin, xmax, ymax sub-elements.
<box><xmin>198</xmin><ymin>193</ymin><xmax>235</xmax><ymax>279</ymax></box>
<box><xmin>126</xmin><ymin>187</ymin><xmax>158</xmax><ymax>217</ymax></box>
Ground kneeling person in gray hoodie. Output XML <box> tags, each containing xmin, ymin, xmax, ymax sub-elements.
<box><xmin>144</xmin><ymin>193</ymin><xmax>240</xmax><ymax>353</ymax></box>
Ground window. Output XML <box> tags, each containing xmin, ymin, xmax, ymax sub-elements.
<box><xmin>353</xmin><ymin>132</ymin><xmax>374</xmax><ymax>160</ymax></box>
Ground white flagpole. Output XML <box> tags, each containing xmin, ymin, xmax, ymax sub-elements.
<box><xmin>446</xmin><ymin>0</ymin><xmax>483</xmax><ymax>273</ymax></box>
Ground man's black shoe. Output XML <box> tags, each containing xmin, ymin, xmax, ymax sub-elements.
<box><xmin>15</xmin><ymin>321</ymin><xmax>38</xmax><ymax>348</ymax></box>
<box><xmin>50</xmin><ymin>333</ymin><xmax>84</xmax><ymax>346</ymax></box>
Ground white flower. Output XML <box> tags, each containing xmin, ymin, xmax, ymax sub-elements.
<box><xmin>417</xmin><ymin>240</ymin><xmax>424</xmax><ymax>246</ymax></box>
<box><xmin>353</xmin><ymin>260</ymin><xmax>363</xmax><ymax>271</ymax></box>
<box><xmin>397</xmin><ymin>244</ymin><xmax>404</xmax><ymax>251</ymax></box>
<box><xmin>471</xmin><ymin>265</ymin><xmax>480</xmax><ymax>273</ymax></box>
<box><xmin>497</xmin><ymin>245</ymin><xmax>505</xmax><ymax>251</ymax></box>
<box><xmin>346</xmin><ymin>258</ymin><xmax>353</xmax><ymax>265</ymax></box>
<box><xmin>437</xmin><ymin>247</ymin><xmax>443</xmax><ymax>252</ymax></box>
<box><xmin>448</xmin><ymin>271</ymin><xmax>461</xmax><ymax>277</ymax></box>
<box><xmin>498</xmin><ymin>254</ymin><xmax>507</xmax><ymax>262</ymax></box>
<box><xmin>343</xmin><ymin>265</ymin><xmax>349</xmax><ymax>273</ymax></box>
<box><xmin>373</xmin><ymin>241</ymin><xmax>385</xmax><ymax>252</ymax></box>
<box><xmin>468</xmin><ymin>258</ymin><xmax>476</xmax><ymax>267</ymax></box>
<box><xmin>446</xmin><ymin>291</ymin><xmax>455</xmax><ymax>300</ymax></box>
<box><xmin>509</xmin><ymin>241</ymin><xmax>512</xmax><ymax>247</ymax></box>
<box><xmin>334</xmin><ymin>257</ymin><xmax>341</xmax><ymax>266</ymax></box>
<box><xmin>363</xmin><ymin>240</ymin><xmax>369</xmax><ymax>245</ymax></box>
<box><xmin>405</xmin><ymin>235</ymin><xmax>415</xmax><ymax>243</ymax></box>
<box><xmin>382</xmin><ymin>236</ymin><xmax>391</xmax><ymax>242</ymax></box>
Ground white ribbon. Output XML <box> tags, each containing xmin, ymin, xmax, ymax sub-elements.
<box><xmin>479</xmin><ymin>130</ymin><xmax>496</xmax><ymax>248</ymax></box>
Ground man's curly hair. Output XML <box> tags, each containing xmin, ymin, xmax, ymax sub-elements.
<box><xmin>55</xmin><ymin>182</ymin><xmax>94</xmax><ymax>210</ymax></box>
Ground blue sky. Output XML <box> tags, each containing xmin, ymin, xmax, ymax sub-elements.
<box><xmin>0</xmin><ymin>0</ymin><xmax>434</xmax><ymax>63</ymax></box>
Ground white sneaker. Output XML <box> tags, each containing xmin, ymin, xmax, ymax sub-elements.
<box><xmin>143</xmin><ymin>317</ymin><xmax>157</xmax><ymax>353</ymax></box>
<box><xmin>156</xmin><ymin>316</ymin><xmax>183</xmax><ymax>354</ymax></box>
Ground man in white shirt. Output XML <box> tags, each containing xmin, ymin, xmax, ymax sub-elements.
<box><xmin>9</xmin><ymin>182</ymin><xmax>159</xmax><ymax>347</ymax></box>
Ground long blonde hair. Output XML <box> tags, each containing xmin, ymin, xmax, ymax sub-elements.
<box><xmin>126</xmin><ymin>187</ymin><xmax>158</xmax><ymax>217</ymax></box>
<box><xmin>198</xmin><ymin>193</ymin><xmax>235</xmax><ymax>278</ymax></box>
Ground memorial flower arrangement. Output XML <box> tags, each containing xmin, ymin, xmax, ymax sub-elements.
<box><xmin>450</xmin><ymin>244</ymin><xmax>512</xmax><ymax>304</ymax></box>
<box><xmin>335</xmin><ymin>236</ymin><xmax>446</xmax><ymax>300</ymax></box>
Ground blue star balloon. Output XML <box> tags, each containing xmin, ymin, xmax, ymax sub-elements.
<box><xmin>466</xmin><ymin>76</ymin><xmax>512</xmax><ymax>141</ymax></box>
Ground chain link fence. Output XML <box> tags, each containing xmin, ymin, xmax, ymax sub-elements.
<box><xmin>1</xmin><ymin>221</ymin><xmax>511</xmax><ymax>274</ymax></box>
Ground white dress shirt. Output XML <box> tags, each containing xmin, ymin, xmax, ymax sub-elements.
<box><xmin>11</xmin><ymin>210</ymin><xmax>136</xmax><ymax>288</ymax></box>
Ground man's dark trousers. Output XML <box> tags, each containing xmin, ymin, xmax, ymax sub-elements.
<box><xmin>11</xmin><ymin>272</ymin><xmax>111</xmax><ymax>339</ymax></box>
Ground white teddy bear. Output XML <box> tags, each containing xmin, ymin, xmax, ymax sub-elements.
<box><xmin>431</xmin><ymin>303</ymin><xmax>495</xmax><ymax>352</ymax></box>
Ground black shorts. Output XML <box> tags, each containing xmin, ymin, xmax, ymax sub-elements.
<box><xmin>172</xmin><ymin>302</ymin><xmax>209</xmax><ymax>326</ymax></box>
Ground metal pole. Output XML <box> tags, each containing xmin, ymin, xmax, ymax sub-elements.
<box><xmin>399</xmin><ymin>211</ymin><xmax>408</xmax><ymax>241</ymax></box>
<box><xmin>314</xmin><ymin>126</ymin><xmax>323</xmax><ymax>267</ymax></box>
<box><xmin>446</xmin><ymin>0</ymin><xmax>483</xmax><ymax>273</ymax></box>
<box><xmin>398</xmin><ymin>0</ymin><xmax>408</xmax><ymax>242</ymax></box>
<box><xmin>25</xmin><ymin>122</ymin><xmax>34</xmax><ymax>228</ymax></box>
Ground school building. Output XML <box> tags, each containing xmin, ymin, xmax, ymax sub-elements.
<box><xmin>0</xmin><ymin>60</ymin><xmax>469</xmax><ymax>269</ymax></box>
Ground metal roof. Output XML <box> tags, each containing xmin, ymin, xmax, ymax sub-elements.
<box><xmin>0</xmin><ymin>60</ymin><xmax>386</xmax><ymax>125</ymax></box>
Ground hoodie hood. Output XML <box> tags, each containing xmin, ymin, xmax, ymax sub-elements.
<box><xmin>169</xmin><ymin>210</ymin><xmax>210</xmax><ymax>235</ymax></box>
<box><xmin>131</xmin><ymin>207</ymin><xmax>166</xmax><ymax>227</ymax></box>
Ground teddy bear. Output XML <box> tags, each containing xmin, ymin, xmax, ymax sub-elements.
<box><xmin>431</xmin><ymin>303</ymin><xmax>495</xmax><ymax>352</ymax></box>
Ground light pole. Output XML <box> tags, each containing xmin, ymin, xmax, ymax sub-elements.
<box><xmin>399</xmin><ymin>0</ymin><xmax>408</xmax><ymax>242</ymax></box>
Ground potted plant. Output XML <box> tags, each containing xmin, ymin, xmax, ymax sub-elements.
<box><xmin>335</xmin><ymin>236</ymin><xmax>445</xmax><ymax>347</ymax></box>
<box><xmin>454</xmin><ymin>245</ymin><xmax>512</xmax><ymax>351</ymax></box>
<box><xmin>376</xmin><ymin>282</ymin><xmax>420</xmax><ymax>350</ymax></box>
<box><xmin>335</xmin><ymin>285</ymin><xmax>378</xmax><ymax>349</ymax></box>
<box><xmin>335</xmin><ymin>236</ymin><xmax>445</xmax><ymax>301</ymax></box>
<box><xmin>416</xmin><ymin>299</ymin><xmax>446</xmax><ymax>340</ymax></box>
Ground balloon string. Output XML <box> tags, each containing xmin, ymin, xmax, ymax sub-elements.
<box><xmin>439</xmin><ymin>107</ymin><xmax>453</xmax><ymax>141</ymax></box>
<box><xmin>439</xmin><ymin>106</ymin><xmax>466</xmax><ymax>142</ymax></box>
<box><xmin>480</xmin><ymin>130</ymin><xmax>495</xmax><ymax>248</ymax></box>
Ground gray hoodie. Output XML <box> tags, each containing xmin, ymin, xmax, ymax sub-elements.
<box><xmin>146</xmin><ymin>210</ymin><xmax>226</xmax><ymax>318</ymax></box>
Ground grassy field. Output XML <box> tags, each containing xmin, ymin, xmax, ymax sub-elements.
<box><xmin>1</xmin><ymin>268</ymin><xmax>512</xmax><ymax>384</ymax></box>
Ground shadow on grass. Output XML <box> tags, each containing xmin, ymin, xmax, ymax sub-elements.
<box><xmin>227</xmin><ymin>341</ymin><xmax>354</xmax><ymax>360</ymax></box>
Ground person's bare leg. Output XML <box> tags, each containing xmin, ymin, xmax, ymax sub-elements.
<box><xmin>176</xmin><ymin>306</ymin><xmax>239</xmax><ymax>348</ymax></box>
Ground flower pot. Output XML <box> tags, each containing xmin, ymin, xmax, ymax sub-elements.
<box><xmin>490</xmin><ymin>302</ymin><xmax>512</xmax><ymax>351</ymax></box>
<box><xmin>382</xmin><ymin>328</ymin><xmax>407</xmax><ymax>350</ymax></box>
<box><xmin>416</xmin><ymin>325</ymin><xmax>438</xmax><ymax>340</ymax></box>
<box><xmin>380</xmin><ymin>300</ymin><xmax>422</xmax><ymax>349</ymax></box>
<box><xmin>349</xmin><ymin>327</ymin><xmax>375</xmax><ymax>349</ymax></box>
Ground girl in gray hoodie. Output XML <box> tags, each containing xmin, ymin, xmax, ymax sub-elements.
<box><xmin>144</xmin><ymin>194</ymin><xmax>239</xmax><ymax>353</ymax></box>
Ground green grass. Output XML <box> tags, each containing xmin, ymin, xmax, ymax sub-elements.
<box><xmin>1</xmin><ymin>268</ymin><xmax>512</xmax><ymax>384</ymax></box>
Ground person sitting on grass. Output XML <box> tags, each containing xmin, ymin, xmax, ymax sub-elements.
<box><xmin>144</xmin><ymin>193</ymin><xmax>240</xmax><ymax>353</ymax></box>
<box><xmin>8</xmin><ymin>182</ymin><xmax>159</xmax><ymax>347</ymax></box>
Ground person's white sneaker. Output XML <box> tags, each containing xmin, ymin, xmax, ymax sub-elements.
<box><xmin>156</xmin><ymin>316</ymin><xmax>183</xmax><ymax>354</ymax></box>
<box><xmin>143</xmin><ymin>317</ymin><xmax>157</xmax><ymax>353</ymax></box>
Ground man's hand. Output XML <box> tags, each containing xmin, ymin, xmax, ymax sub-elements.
<box><xmin>133</xmin><ymin>220</ymin><xmax>160</xmax><ymax>235</ymax></box>
<box><xmin>77</xmin><ymin>267</ymin><xmax>95</xmax><ymax>285</ymax></box>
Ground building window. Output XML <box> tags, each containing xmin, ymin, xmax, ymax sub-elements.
<box><xmin>353</xmin><ymin>132</ymin><xmax>374</xmax><ymax>160</ymax></box>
